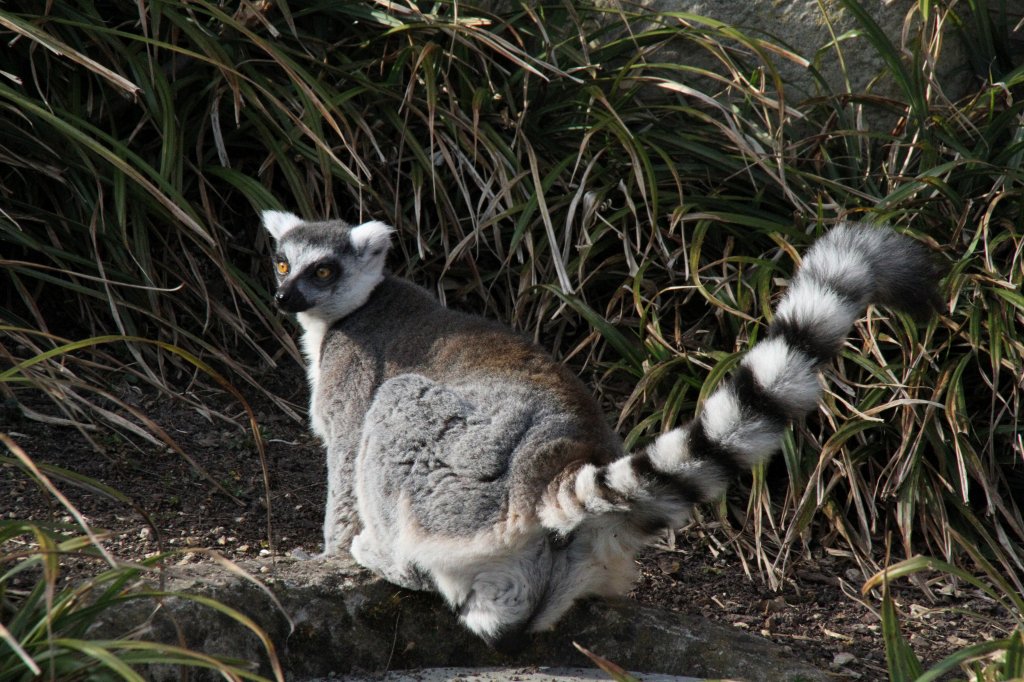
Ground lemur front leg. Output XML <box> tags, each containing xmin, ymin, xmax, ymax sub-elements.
<box><xmin>316</xmin><ymin>378</ymin><xmax>377</xmax><ymax>558</ymax></box>
<box><xmin>322</xmin><ymin>442</ymin><xmax>361</xmax><ymax>556</ymax></box>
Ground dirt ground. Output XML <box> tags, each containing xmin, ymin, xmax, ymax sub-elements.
<box><xmin>1</xmin><ymin>370</ymin><xmax>1012</xmax><ymax>681</ymax></box>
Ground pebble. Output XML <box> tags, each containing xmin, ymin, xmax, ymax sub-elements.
<box><xmin>831</xmin><ymin>652</ymin><xmax>856</xmax><ymax>669</ymax></box>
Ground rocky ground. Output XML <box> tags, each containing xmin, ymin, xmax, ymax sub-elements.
<box><xmin>1</xmin><ymin>375</ymin><xmax>1013</xmax><ymax>680</ymax></box>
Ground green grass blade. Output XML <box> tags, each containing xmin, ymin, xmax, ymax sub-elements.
<box><xmin>880</xmin><ymin>581</ymin><xmax>924</xmax><ymax>681</ymax></box>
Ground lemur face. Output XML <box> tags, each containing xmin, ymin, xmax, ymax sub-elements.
<box><xmin>262</xmin><ymin>211</ymin><xmax>393</xmax><ymax>321</ymax></box>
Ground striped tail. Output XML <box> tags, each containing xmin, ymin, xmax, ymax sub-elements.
<box><xmin>539</xmin><ymin>222</ymin><xmax>943</xmax><ymax>536</ymax></box>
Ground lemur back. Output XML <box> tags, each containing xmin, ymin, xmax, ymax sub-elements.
<box><xmin>264</xmin><ymin>210</ymin><xmax>942</xmax><ymax>647</ymax></box>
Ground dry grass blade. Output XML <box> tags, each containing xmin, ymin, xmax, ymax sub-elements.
<box><xmin>572</xmin><ymin>641</ymin><xmax>642</xmax><ymax>682</ymax></box>
<box><xmin>0</xmin><ymin>433</ymin><xmax>116</xmax><ymax>568</ymax></box>
<box><xmin>0</xmin><ymin>13</ymin><xmax>140</xmax><ymax>96</ymax></box>
<box><xmin>0</xmin><ymin>621</ymin><xmax>40</xmax><ymax>677</ymax></box>
<box><xmin>189</xmin><ymin>548</ymin><xmax>296</xmax><ymax>636</ymax></box>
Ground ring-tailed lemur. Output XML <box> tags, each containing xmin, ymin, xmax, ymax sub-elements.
<box><xmin>263</xmin><ymin>209</ymin><xmax>941</xmax><ymax>646</ymax></box>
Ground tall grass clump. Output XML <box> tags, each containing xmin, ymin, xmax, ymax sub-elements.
<box><xmin>866</xmin><ymin>559</ymin><xmax>1024</xmax><ymax>681</ymax></box>
<box><xmin>0</xmin><ymin>433</ymin><xmax>283</xmax><ymax>680</ymax></box>
<box><xmin>1</xmin><ymin>0</ymin><xmax>1021</xmax><ymax>644</ymax></box>
<box><xmin>0</xmin><ymin>335</ymin><xmax>279</xmax><ymax>678</ymax></box>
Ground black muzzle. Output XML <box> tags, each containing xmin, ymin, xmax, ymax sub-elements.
<box><xmin>274</xmin><ymin>287</ymin><xmax>311</xmax><ymax>313</ymax></box>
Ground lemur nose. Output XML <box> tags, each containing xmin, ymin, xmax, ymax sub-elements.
<box><xmin>274</xmin><ymin>287</ymin><xmax>309</xmax><ymax>313</ymax></box>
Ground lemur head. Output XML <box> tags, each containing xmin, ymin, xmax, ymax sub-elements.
<box><xmin>262</xmin><ymin>210</ymin><xmax>393</xmax><ymax>322</ymax></box>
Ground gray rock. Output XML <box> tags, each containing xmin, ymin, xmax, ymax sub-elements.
<box><xmin>107</xmin><ymin>556</ymin><xmax>828</xmax><ymax>681</ymax></box>
<box><xmin>482</xmin><ymin>0</ymin><xmax>979</xmax><ymax>110</ymax></box>
<box><xmin>591</xmin><ymin>0</ymin><xmax>972</xmax><ymax>102</ymax></box>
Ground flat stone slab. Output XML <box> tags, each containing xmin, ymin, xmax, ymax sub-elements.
<box><xmin>109</xmin><ymin>556</ymin><xmax>827</xmax><ymax>681</ymax></box>
<box><xmin>322</xmin><ymin>667</ymin><xmax>700</xmax><ymax>681</ymax></box>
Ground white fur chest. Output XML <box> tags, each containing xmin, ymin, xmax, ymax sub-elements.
<box><xmin>296</xmin><ymin>312</ymin><xmax>330</xmax><ymax>440</ymax></box>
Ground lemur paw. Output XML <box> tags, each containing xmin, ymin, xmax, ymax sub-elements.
<box><xmin>289</xmin><ymin>547</ymin><xmax>322</xmax><ymax>561</ymax></box>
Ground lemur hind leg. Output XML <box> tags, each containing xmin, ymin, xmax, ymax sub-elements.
<box><xmin>350</xmin><ymin>530</ymin><xmax>432</xmax><ymax>591</ymax></box>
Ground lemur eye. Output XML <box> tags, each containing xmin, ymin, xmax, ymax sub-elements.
<box><xmin>315</xmin><ymin>265</ymin><xmax>334</xmax><ymax>280</ymax></box>
<box><xmin>276</xmin><ymin>261</ymin><xmax>289</xmax><ymax>275</ymax></box>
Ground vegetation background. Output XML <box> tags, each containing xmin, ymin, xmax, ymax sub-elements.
<box><xmin>1</xmin><ymin>0</ymin><xmax>1022</xmax><ymax>679</ymax></box>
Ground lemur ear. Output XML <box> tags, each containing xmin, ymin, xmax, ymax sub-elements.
<box><xmin>261</xmin><ymin>210</ymin><xmax>303</xmax><ymax>241</ymax></box>
<box><xmin>349</xmin><ymin>220</ymin><xmax>394</xmax><ymax>259</ymax></box>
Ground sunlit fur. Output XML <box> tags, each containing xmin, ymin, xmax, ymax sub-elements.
<box><xmin>264</xmin><ymin>212</ymin><xmax>942</xmax><ymax>647</ymax></box>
